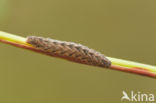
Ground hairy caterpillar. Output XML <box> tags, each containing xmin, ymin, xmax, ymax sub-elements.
<box><xmin>26</xmin><ymin>36</ymin><xmax>111</xmax><ymax>68</ymax></box>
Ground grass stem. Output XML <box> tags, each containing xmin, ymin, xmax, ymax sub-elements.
<box><xmin>0</xmin><ymin>31</ymin><xmax>155</xmax><ymax>78</ymax></box>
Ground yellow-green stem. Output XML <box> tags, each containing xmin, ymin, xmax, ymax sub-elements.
<box><xmin>0</xmin><ymin>31</ymin><xmax>156</xmax><ymax>77</ymax></box>
<box><xmin>108</xmin><ymin>57</ymin><xmax>156</xmax><ymax>73</ymax></box>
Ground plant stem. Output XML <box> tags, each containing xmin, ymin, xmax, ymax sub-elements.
<box><xmin>0</xmin><ymin>31</ymin><xmax>156</xmax><ymax>78</ymax></box>
<box><xmin>108</xmin><ymin>57</ymin><xmax>156</xmax><ymax>73</ymax></box>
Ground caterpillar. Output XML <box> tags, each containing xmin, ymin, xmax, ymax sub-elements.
<box><xmin>26</xmin><ymin>36</ymin><xmax>111</xmax><ymax>68</ymax></box>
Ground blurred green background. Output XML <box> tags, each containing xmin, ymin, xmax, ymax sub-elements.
<box><xmin>0</xmin><ymin>0</ymin><xmax>156</xmax><ymax>103</ymax></box>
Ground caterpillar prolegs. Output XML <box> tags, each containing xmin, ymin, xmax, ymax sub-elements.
<box><xmin>27</xmin><ymin>36</ymin><xmax>111</xmax><ymax>68</ymax></box>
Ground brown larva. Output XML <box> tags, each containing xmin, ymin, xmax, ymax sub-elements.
<box><xmin>26</xmin><ymin>36</ymin><xmax>111</xmax><ymax>68</ymax></box>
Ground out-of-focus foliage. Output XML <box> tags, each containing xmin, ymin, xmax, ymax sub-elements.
<box><xmin>0</xmin><ymin>0</ymin><xmax>9</xmax><ymax>22</ymax></box>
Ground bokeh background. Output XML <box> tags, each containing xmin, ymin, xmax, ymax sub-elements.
<box><xmin>0</xmin><ymin>0</ymin><xmax>156</xmax><ymax>103</ymax></box>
